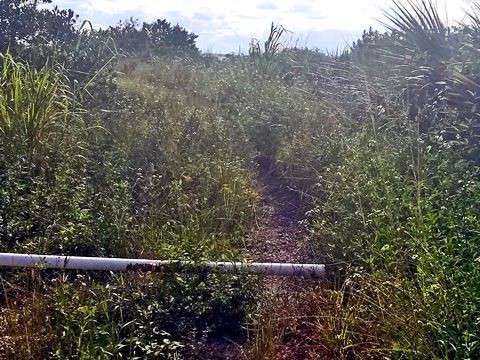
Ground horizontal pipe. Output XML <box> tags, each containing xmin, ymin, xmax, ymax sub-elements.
<box><xmin>0</xmin><ymin>253</ymin><xmax>326</xmax><ymax>278</ymax></box>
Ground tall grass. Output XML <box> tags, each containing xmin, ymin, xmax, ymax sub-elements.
<box><xmin>198</xmin><ymin>2</ymin><xmax>480</xmax><ymax>358</ymax></box>
<box><xmin>0</xmin><ymin>53</ymin><xmax>77</xmax><ymax>170</ymax></box>
<box><xmin>266</xmin><ymin>2</ymin><xmax>480</xmax><ymax>358</ymax></box>
<box><xmin>0</xmin><ymin>49</ymin><xmax>259</xmax><ymax>358</ymax></box>
<box><xmin>2</xmin><ymin>1</ymin><xmax>480</xmax><ymax>358</ymax></box>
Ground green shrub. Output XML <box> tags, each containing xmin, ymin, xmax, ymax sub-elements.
<box><xmin>51</xmin><ymin>272</ymin><xmax>254</xmax><ymax>359</ymax></box>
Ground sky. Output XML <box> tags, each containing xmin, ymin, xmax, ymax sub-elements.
<box><xmin>48</xmin><ymin>0</ymin><xmax>475</xmax><ymax>53</ymax></box>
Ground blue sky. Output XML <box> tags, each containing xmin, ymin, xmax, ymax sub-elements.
<box><xmin>48</xmin><ymin>0</ymin><xmax>472</xmax><ymax>53</ymax></box>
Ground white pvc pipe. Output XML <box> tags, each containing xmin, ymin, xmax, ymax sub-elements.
<box><xmin>0</xmin><ymin>253</ymin><xmax>326</xmax><ymax>278</ymax></box>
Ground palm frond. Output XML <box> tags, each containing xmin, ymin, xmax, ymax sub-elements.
<box><xmin>382</xmin><ymin>0</ymin><xmax>452</xmax><ymax>60</ymax></box>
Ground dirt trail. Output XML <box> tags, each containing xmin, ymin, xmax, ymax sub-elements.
<box><xmin>245</xmin><ymin>162</ymin><xmax>312</xmax><ymax>265</ymax></box>
<box><xmin>198</xmin><ymin>161</ymin><xmax>328</xmax><ymax>360</ymax></box>
<box><xmin>239</xmin><ymin>161</ymin><xmax>331</xmax><ymax>359</ymax></box>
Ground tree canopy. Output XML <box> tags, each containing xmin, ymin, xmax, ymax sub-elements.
<box><xmin>0</xmin><ymin>0</ymin><xmax>199</xmax><ymax>61</ymax></box>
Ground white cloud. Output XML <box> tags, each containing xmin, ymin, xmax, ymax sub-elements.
<box><xmin>50</xmin><ymin>0</ymin><xmax>474</xmax><ymax>52</ymax></box>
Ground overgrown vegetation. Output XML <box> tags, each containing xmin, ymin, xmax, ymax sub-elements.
<box><xmin>1</xmin><ymin>0</ymin><xmax>480</xmax><ymax>358</ymax></box>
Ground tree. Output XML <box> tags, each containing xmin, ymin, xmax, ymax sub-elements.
<box><xmin>108</xmin><ymin>18</ymin><xmax>199</xmax><ymax>54</ymax></box>
<box><xmin>142</xmin><ymin>19</ymin><xmax>198</xmax><ymax>52</ymax></box>
<box><xmin>107</xmin><ymin>18</ymin><xmax>148</xmax><ymax>54</ymax></box>
<box><xmin>0</xmin><ymin>0</ymin><xmax>115</xmax><ymax>92</ymax></box>
<box><xmin>0</xmin><ymin>0</ymin><xmax>77</xmax><ymax>57</ymax></box>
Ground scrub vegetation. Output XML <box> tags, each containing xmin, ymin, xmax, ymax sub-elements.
<box><xmin>1</xmin><ymin>0</ymin><xmax>480</xmax><ymax>358</ymax></box>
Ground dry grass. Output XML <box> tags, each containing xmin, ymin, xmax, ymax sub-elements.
<box><xmin>246</xmin><ymin>272</ymin><xmax>416</xmax><ymax>360</ymax></box>
<box><xmin>0</xmin><ymin>276</ymin><xmax>53</xmax><ymax>360</ymax></box>
<box><xmin>246</xmin><ymin>280</ymin><xmax>333</xmax><ymax>360</ymax></box>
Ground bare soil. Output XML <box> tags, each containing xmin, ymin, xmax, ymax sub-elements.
<box><xmin>241</xmin><ymin>161</ymin><xmax>331</xmax><ymax>359</ymax></box>
<box><xmin>245</xmin><ymin>162</ymin><xmax>313</xmax><ymax>265</ymax></box>
<box><xmin>196</xmin><ymin>159</ymin><xmax>332</xmax><ymax>360</ymax></box>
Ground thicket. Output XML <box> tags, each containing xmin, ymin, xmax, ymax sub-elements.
<box><xmin>274</xmin><ymin>3</ymin><xmax>480</xmax><ymax>358</ymax></box>
<box><xmin>1</xmin><ymin>0</ymin><xmax>480</xmax><ymax>359</ymax></box>
<box><xmin>0</xmin><ymin>2</ymin><xmax>255</xmax><ymax>358</ymax></box>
